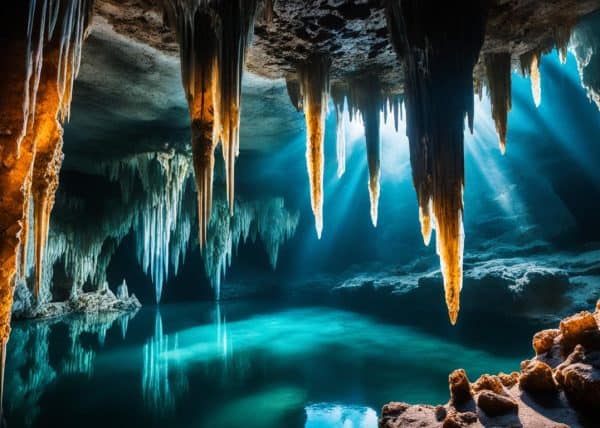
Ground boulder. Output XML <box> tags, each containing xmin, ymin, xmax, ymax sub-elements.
<box><xmin>442</xmin><ymin>410</ymin><xmax>477</xmax><ymax>428</ymax></box>
<box><xmin>498</xmin><ymin>372</ymin><xmax>520</xmax><ymax>388</ymax></box>
<box><xmin>559</xmin><ymin>311</ymin><xmax>598</xmax><ymax>352</ymax></box>
<box><xmin>472</xmin><ymin>374</ymin><xmax>505</xmax><ymax>395</ymax></box>
<box><xmin>519</xmin><ymin>360</ymin><xmax>557</xmax><ymax>394</ymax></box>
<box><xmin>532</xmin><ymin>329</ymin><xmax>560</xmax><ymax>355</ymax></box>
<box><xmin>555</xmin><ymin>351</ymin><xmax>600</xmax><ymax>414</ymax></box>
<box><xmin>476</xmin><ymin>390</ymin><xmax>518</xmax><ymax>417</ymax></box>
<box><xmin>449</xmin><ymin>369</ymin><xmax>472</xmax><ymax>405</ymax></box>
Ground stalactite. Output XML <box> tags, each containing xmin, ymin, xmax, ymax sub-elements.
<box><xmin>386</xmin><ymin>0</ymin><xmax>487</xmax><ymax>325</ymax></box>
<box><xmin>555</xmin><ymin>24</ymin><xmax>573</xmax><ymax>64</ymax></box>
<box><xmin>204</xmin><ymin>193</ymin><xmax>299</xmax><ymax>298</ymax></box>
<box><xmin>485</xmin><ymin>53</ymin><xmax>512</xmax><ymax>154</ymax></box>
<box><xmin>32</xmin><ymin>128</ymin><xmax>64</xmax><ymax>302</ymax></box>
<box><xmin>297</xmin><ymin>55</ymin><xmax>330</xmax><ymax>239</ymax></box>
<box><xmin>93</xmin><ymin>151</ymin><xmax>193</xmax><ymax>302</ymax></box>
<box><xmin>0</xmin><ymin>2</ymin><xmax>92</xmax><ymax>372</ymax></box>
<box><xmin>570</xmin><ymin>13</ymin><xmax>600</xmax><ymax>111</ymax></box>
<box><xmin>285</xmin><ymin>77</ymin><xmax>302</xmax><ymax>112</ymax></box>
<box><xmin>530</xmin><ymin>54</ymin><xmax>541</xmax><ymax>107</ymax></box>
<box><xmin>520</xmin><ymin>51</ymin><xmax>542</xmax><ymax>107</ymax></box>
<box><xmin>161</xmin><ymin>0</ymin><xmax>261</xmax><ymax>250</ymax></box>
<box><xmin>351</xmin><ymin>77</ymin><xmax>382</xmax><ymax>227</ymax></box>
<box><xmin>331</xmin><ymin>85</ymin><xmax>347</xmax><ymax>178</ymax></box>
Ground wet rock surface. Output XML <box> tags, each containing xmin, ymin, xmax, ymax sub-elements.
<box><xmin>379</xmin><ymin>300</ymin><xmax>600</xmax><ymax>427</ymax></box>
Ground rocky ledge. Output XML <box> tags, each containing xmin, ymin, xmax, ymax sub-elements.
<box><xmin>379</xmin><ymin>300</ymin><xmax>600</xmax><ymax>428</ymax></box>
<box><xmin>12</xmin><ymin>280</ymin><xmax>141</xmax><ymax>321</ymax></box>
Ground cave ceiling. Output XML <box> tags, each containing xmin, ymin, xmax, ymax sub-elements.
<box><xmin>69</xmin><ymin>0</ymin><xmax>600</xmax><ymax>161</ymax></box>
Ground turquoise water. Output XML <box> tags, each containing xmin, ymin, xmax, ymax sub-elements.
<box><xmin>5</xmin><ymin>301</ymin><xmax>535</xmax><ymax>428</ymax></box>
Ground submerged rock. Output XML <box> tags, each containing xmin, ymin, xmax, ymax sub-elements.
<box><xmin>379</xmin><ymin>300</ymin><xmax>600</xmax><ymax>427</ymax></box>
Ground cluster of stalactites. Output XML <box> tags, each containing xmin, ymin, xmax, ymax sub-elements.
<box><xmin>297</xmin><ymin>55</ymin><xmax>331</xmax><ymax>239</ymax></box>
<box><xmin>161</xmin><ymin>0</ymin><xmax>260</xmax><ymax>251</ymax></box>
<box><xmin>19</xmin><ymin>0</ymin><xmax>93</xmax><ymax>155</ymax></box>
<box><xmin>330</xmin><ymin>78</ymin><xmax>404</xmax><ymax>227</ymax></box>
<box><xmin>555</xmin><ymin>23</ymin><xmax>575</xmax><ymax>64</ymax></box>
<box><xmin>203</xmin><ymin>194</ymin><xmax>299</xmax><ymax>299</ymax></box>
<box><xmin>19</xmin><ymin>0</ymin><xmax>94</xmax><ymax>304</ymax></box>
<box><xmin>484</xmin><ymin>53</ymin><xmax>512</xmax><ymax>154</ymax></box>
<box><xmin>386</xmin><ymin>0</ymin><xmax>487</xmax><ymax>325</ymax></box>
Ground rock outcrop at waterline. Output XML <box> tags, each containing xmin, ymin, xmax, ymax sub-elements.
<box><xmin>379</xmin><ymin>301</ymin><xmax>600</xmax><ymax>428</ymax></box>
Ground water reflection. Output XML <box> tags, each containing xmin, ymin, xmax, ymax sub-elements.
<box><xmin>141</xmin><ymin>311</ymin><xmax>188</xmax><ymax>415</ymax></box>
<box><xmin>5</xmin><ymin>311</ymin><xmax>137</xmax><ymax>426</ymax></box>
<box><xmin>4</xmin><ymin>303</ymin><xmax>532</xmax><ymax>427</ymax></box>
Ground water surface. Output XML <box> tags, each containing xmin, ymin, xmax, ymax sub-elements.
<box><xmin>5</xmin><ymin>301</ymin><xmax>537</xmax><ymax>428</ymax></box>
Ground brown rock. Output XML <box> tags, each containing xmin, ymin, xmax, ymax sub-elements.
<box><xmin>472</xmin><ymin>374</ymin><xmax>504</xmax><ymax>395</ymax></box>
<box><xmin>560</xmin><ymin>311</ymin><xmax>598</xmax><ymax>351</ymax></box>
<box><xmin>380</xmin><ymin>402</ymin><xmax>409</xmax><ymax>418</ymax></box>
<box><xmin>519</xmin><ymin>360</ymin><xmax>557</xmax><ymax>394</ymax></box>
<box><xmin>555</xmin><ymin>345</ymin><xmax>586</xmax><ymax>385</ymax></box>
<box><xmin>555</xmin><ymin>351</ymin><xmax>600</xmax><ymax>414</ymax></box>
<box><xmin>442</xmin><ymin>410</ymin><xmax>478</xmax><ymax>428</ymax></box>
<box><xmin>476</xmin><ymin>390</ymin><xmax>518</xmax><ymax>417</ymax></box>
<box><xmin>498</xmin><ymin>371</ymin><xmax>520</xmax><ymax>388</ymax></box>
<box><xmin>434</xmin><ymin>405</ymin><xmax>447</xmax><ymax>421</ymax></box>
<box><xmin>533</xmin><ymin>329</ymin><xmax>560</xmax><ymax>355</ymax></box>
<box><xmin>449</xmin><ymin>369</ymin><xmax>472</xmax><ymax>405</ymax></box>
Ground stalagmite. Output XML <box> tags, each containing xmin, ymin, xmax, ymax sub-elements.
<box><xmin>161</xmin><ymin>0</ymin><xmax>260</xmax><ymax>250</ymax></box>
<box><xmin>485</xmin><ymin>53</ymin><xmax>512</xmax><ymax>154</ymax></box>
<box><xmin>297</xmin><ymin>55</ymin><xmax>330</xmax><ymax>238</ymax></box>
<box><xmin>386</xmin><ymin>0</ymin><xmax>487</xmax><ymax>324</ymax></box>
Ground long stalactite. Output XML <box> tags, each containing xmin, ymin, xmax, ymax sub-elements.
<box><xmin>161</xmin><ymin>0</ymin><xmax>260</xmax><ymax>250</ymax></box>
<box><xmin>297</xmin><ymin>55</ymin><xmax>331</xmax><ymax>239</ymax></box>
<box><xmin>386</xmin><ymin>0</ymin><xmax>488</xmax><ymax>325</ymax></box>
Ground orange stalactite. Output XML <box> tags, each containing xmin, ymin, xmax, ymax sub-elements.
<box><xmin>0</xmin><ymin>0</ymin><xmax>92</xmax><ymax>361</ymax></box>
<box><xmin>386</xmin><ymin>0</ymin><xmax>486</xmax><ymax>325</ymax></box>
<box><xmin>32</xmin><ymin>125</ymin><xmax>64</xmax><ymax>300</ymax></box>
<box><xmin>298</xmin><ymin>56</ymin><xmax>330</xmax><ymax>239</ymax></box>
<box><xmin>161</xmin><ymin>0</ymin><xmax>260</xmax><ymax>249</ymax></box>
<box><xmin>419</xmin><ymin>202</ymin><xmax>432</xmax><ymax>246</ymax></box>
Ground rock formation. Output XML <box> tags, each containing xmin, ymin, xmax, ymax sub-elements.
<box><xmin>0</xmin><ymin>2</ymin><xmax>94</xmax><ymax>415</ymax></box>
<box><xmin>379</xmin><ymin>300</ymin><xmax>600</xmax><ymax>427</ymax></box>
<box><xmin>0</xmin><ymin>8</ymin><xmax>599</xmax><ymax>416</ymax></box>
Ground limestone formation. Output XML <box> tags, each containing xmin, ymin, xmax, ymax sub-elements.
<box><xmin>519</xmin><ymin>360</ymin><xmax>558</xmax><ymax>394</ymax></box>
<box><xmin>449</xmin><ymin>369</ymin><xmax>472</xmax><ymax>406</ymax></box>
<box><xmin>533</xmin><ymin>328</ymin><xmax>560</xmax><ymax>355</ymax></box>
<box><xmin>380</xmin><ymin>300</ymin><xmax>600</xmax><ymax>427</ymax></box>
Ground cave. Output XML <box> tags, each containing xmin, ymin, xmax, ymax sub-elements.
<box><xmin>1</xmin><ymin>1</ymin><xmax>600</xmax><ymax>427</ymax></box>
